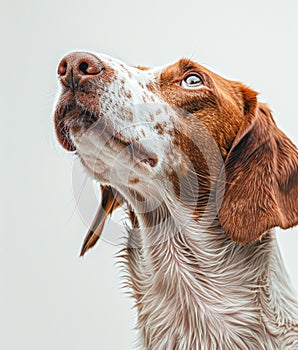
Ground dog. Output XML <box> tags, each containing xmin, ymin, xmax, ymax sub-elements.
<box><xmin>54</xmin><ymin>51</ymin><xmax>298</xmax><ymax>349</ymax></box>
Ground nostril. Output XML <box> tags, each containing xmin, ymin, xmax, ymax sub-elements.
<box><xmin>79</xmin><ymin>61</ymin><xmax>102</xmax><ymax>75</ymax></box>
<box><xmin>58</xmin><ymin>60</ymin><xmax>67</xmax><ymax>76</ymax></box>
<box><xmin>79</xmin><ymin>62</ymin><xmax>89</xmax><ymax>74</ymax></box>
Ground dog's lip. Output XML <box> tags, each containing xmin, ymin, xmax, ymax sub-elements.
<box><xmin>54</xmin><ymin>107</ymin><xmax>77</xmax><ymax>152</ymax></box>
<box><xmin>54</xmin><ymin>95</ymin><xmax>97</xmax><ymax>152</ymax></box>
<box><xmin>60</xmin><ymin>128</ymin><xmax>77</xmax><ymax>152</ymax></box>
<box><xmin>67</xmin><ymin>108</ymin><xmax>158</xmax><ymax>168</ymax></box>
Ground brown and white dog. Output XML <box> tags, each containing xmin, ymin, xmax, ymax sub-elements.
<box><xmin>54</xmin><ymin>51</ymin><xmax>298</xmax><ymax>350</ymax></box>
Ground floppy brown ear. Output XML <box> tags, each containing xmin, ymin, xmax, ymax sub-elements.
<box><xmin>80</xmin><ymin>185</ymin><xmax>122</xmax><ymax>256</ymax></box>
<box><xmin>217</xmin><ymin>85</ymin><xmax>298</xmax><ymax>243</ymax></box>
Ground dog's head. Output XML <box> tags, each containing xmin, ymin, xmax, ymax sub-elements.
<box><xmin>54</xmin><ymin>51</ymin><xmax>298</xmax><ymax>253</ymax></box>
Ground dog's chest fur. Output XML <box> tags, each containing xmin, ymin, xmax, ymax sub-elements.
<box><xmin>123</xmin><ymin>224</ymin><xmax>298</xmax><ymax>350</ymax></box>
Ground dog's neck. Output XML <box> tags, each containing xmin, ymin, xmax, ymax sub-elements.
<box><xmin>123</xmin><ymin>203</ymin><xmax>298</xmax><ymax>350</ymax></box>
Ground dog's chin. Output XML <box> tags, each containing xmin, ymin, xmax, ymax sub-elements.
<box><xmin>72</xmin><ymin>132</ymin><xmax>161</xmax><ymax>196</ymax></box>
<box><xmin>71</xmin><ymin>119</ymin><xmax>159</xmax><ymax>171</ymax></box>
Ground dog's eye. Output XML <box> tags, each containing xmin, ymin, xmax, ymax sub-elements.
<box><xmin>181</xmin><ymin>74</ymin><xmax>204</xmax><ymax>89</ymax></box>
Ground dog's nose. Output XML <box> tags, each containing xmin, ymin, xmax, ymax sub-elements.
<box><xmin>57</xmin><ymin>52</ymin><xmax>104</xmax><ymax>89</ymax></box>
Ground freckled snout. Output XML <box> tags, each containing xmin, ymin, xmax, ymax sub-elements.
<box><xmin>57</xmin><ymin>52</ymin><xmax>104</xmax><ymax>90</ymax></box>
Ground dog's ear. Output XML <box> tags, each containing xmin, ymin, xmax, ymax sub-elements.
<box><xmin>217</xmin><ymin>84</ymin><xmax>298</xmax><ymax>243</ymax></box>
<box><xmin>80</xmin><ymin>185</ymin><xmax>122</xmax><ymax>256</ymax></box>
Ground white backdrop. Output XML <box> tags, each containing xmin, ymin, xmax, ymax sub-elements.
<box><xmin>1</xmin><ymin>1</ymin><xmax>297</xmax><ymax>349</ymax></box>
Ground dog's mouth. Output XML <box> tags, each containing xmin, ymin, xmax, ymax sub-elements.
<box><xmin>54</xmin><ymin>100</ymin><xmax>158</xmax><ymax>168</ymax></box>
<box><xmin>54</xmin><ymin>97</ymin><xmax>104</xmax><ymax>153</ymax></box>
<box><xmin>110</xmin><ymin>133</ymin><xmax>158</xmax><ymax>168</ymax></box>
